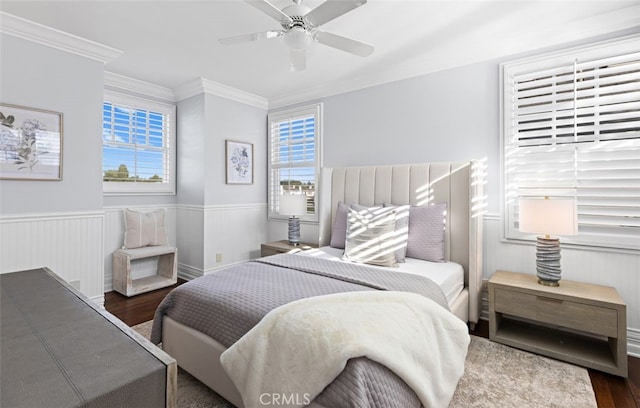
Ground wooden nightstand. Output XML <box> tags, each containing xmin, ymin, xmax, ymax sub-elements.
<box><xmin>260</xmin><ymin>240</ymin><xmax>317</xmax><ymax>257</ymax></box>
<box><xmin>489</xmin><ymin>270</ymin><xmax>627</xmax><ymax>377</ymax></box>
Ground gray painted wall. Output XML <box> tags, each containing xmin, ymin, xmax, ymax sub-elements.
<box><xmin>204</xmin><ymin>93</ymin><xmax>267</xmax><ymax>206</ymax></box>
<box><xmin>0</xmin><ymin>35</ymin><xmax>104</xmax><ymax>214</ymax></box>
<box><xmin>176</xmin><ymin>93</ymin><xmax>267</xmax><ymax>207</ymax></box>
<box><xmin>323</xmin><ymin>61</ymin><xmax>500</xmax><ymax>211</ymax></box>
<box><xmin>315</xmin><ymin>28</ymin><xmax>639</xmax><ymax>216</ymax></box>
<box><xmin>177</xmin><ymin>94</ymin><xmax>206</xmax><ymax>206</ymax></box>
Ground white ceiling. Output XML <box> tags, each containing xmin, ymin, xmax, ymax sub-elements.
<box><xmin>2</xmin><ymin>0</ymin><xmax>639</xmax><ymax>104</ymax></box>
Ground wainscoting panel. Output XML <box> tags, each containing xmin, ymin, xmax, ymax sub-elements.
<box><xmin>203</xmin><ymin>204</ymin><xmax>268</xmax><ymax>274</ymax></box>
<box><xmin>173</xmin><ymin>204</ymin><xmax>268</xmax><ymax>279</ymax></box>
<box><xmin>103</xmin><ymin>206</ymin><xmax>177</xmax><ymax>292</ymax></box>
<box><xmin>0</xmin><ymin>211</ymin><xmax>105</xmax><ymax>304</ymax></box>
<box><xmin>175</xmin><ymin>205</ymin><xmax>205</xmax><ymax>280</ymax></box>
<box><xmin>482</xmin><ymin>214</ymin><xmax>640</xmax><ymax>357</ymax></box>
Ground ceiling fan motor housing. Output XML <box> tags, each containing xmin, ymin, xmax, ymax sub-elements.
<box><xmin>282</xmin><ymin>4</ymin><xmax>312</xmax><ymax>50</ymax></box>
<box><xmin>282</xmin><ymin>4</ymin><xmax>311</xmax><ymax>25</ymax></box>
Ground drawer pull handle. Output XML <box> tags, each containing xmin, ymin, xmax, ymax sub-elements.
<box><xmin>537</xmin><ymin>296</ymin><xmax>563</xmax><ymax>303</ymax></box>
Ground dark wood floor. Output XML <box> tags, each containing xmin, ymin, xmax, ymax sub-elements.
<box><xmin>105</xmin><ymin>283</ymin><xmax>639</xmax><ymax>408</ymax></box>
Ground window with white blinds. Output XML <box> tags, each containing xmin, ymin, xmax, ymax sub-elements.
<box><xmin>268</xmin><ymin>103</ymin><xmax>323</xmax><ymax>221</ymax></box>
<box><xmin>502</xmin><ymin>35</ymin><xmax>639</xmax><ymax>250</ymax></box>
<box><xmin>102</xmin><ymin>91</ymin><xmax>176</xmax><ymax>195</ymax></box>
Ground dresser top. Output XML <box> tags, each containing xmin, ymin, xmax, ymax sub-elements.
<box><xmin>491</xmin><ymin>270</ymin><xmax>625</xmax><ymax>306</ymax></box>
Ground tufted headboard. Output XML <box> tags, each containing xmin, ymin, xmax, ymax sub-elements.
<box><xmin>318</xmin><ymin>161</ymin><xmax>483</xmax><ymax>324</ymax></box>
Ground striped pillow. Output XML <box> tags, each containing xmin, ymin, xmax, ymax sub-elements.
<box><xmin>342</xmin><ymin>207</ymin><xmax>397</xmax><ymax>267</ymax></box>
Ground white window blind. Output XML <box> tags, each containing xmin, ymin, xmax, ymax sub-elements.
<box><xmin>503</xmin><ymin>35</ymin><xmax>640</xmax><ymax>250</ymax></box>
<box><xmin>268</xmin><ymin>104</ymin><xmax>323</xmax><ymax>221</ymax></box>
<box><xmin>102</xmin><ymin>92</ymin><xmax>176</xmax><ymax>195</ymax></box>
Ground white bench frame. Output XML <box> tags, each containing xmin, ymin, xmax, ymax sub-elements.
<box><xmin>113</xmin><ymin>245</ymin><xmax>177</xmax><ymax>297</ymax></box>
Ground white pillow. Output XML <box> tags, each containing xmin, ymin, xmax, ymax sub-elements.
<box><xmin>124</xmin><ymin>209</ymin><xmax>169</xmax><ymax>249</ymax></box>
<box><xmin>381</xmin><ymin>203</ymin><xmax>410</xmax><ymax>262</ymax></box>
<box><xmin>342</xmin><ymin>207</ymin><xmax>397</xmax><ymax>267</ymax></box>
<box><xmin>330</xmin><ymin>203</ymin><xmax>383</xmax><ymax>250</ymax></box>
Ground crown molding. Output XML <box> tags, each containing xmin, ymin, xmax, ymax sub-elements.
<box><xmin>104</xmin><ymin>71</ymin><xmax>175</xmax><ymax>102</ymax></box>
<box><xmin>268</xmin><ymin>74</ymin><xmax>392</xmax><ymax>110</ymax></box>
<box><xmin>0</xmin><ymin>11</ymin><xmax>122</xmax><ymax>64</ymax></box>
<box><xmin>174</xmin><ymin>77</ymin><xmax>268</xmax><ymax>110</ymax></box>
<box><xmin>172</xmin><ymin>78</ymin><xmax>205</xmax><ymax>101</ymax></box>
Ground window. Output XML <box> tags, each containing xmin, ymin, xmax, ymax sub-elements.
<box><xmin>502</xmin><ymin>35</ymin><xmax>639</xmax><ymax>250</ymax></box>
<box><xmin>102</xmin><ymin>91</ymin><xmax>176</xmax><ymax>195</ymax></box>
<box><xmin>268</xmin><ymin>103</ymin><xmax>323</xmax><ymax>222</ymax></box>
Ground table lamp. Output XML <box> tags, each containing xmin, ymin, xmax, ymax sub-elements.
<box><xmin>519</xmin><ymin>196</ymin><xmax>578</xmax><ymax>286</ymax></box>
<box><xmin>279</xmin><ymin>194</ymin><xmax>307</xmax><ymax>246</ymax></box>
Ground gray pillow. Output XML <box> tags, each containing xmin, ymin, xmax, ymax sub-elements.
<box><xmin>329</xmin><ymin>201</ymin><xmax>349</xmax><ymax>249</ymax></box>
<box><xmin>342</xmin><ymin>207</ymin><xmax>397</xmax><ymax>267</ymax></box>
<box><xmin>405</xmin><ymin>203</ymin><xmax>447</xmax><ymax>262</ymax></box>
<box><xmin>124</xmin><ymin>209</ymin><xmax>169</xmax><ymax>249</ymax></box>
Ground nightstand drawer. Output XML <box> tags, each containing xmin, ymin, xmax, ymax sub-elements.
<box><xmin>260</xmin><ymin>247</ymin><xmax>281</xmax><ymax>257</ymax></box>
<box><xmin>260</xmin><ymin>240</ymin><xmax>317</xmax><ymax>257</ymax></box>
<box><xmin>494</xmin><ymin>288</ymin><xmax>618</xmax><ymax>337</ymax></box>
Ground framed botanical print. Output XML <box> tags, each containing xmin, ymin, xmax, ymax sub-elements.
<box><xmin>0</xmin><ymin>103</ymin><xmax>63</xmax><ymax>180</ymax></box>
<box><xmin>225</xmin><ymin>140</ymin><xmax>254</xmax><ymax>185</ymax></box>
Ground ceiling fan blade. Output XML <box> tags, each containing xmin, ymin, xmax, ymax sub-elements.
<box><xmin>289</xmin><ymin>49</ymin><xmax>306</xmax><ymax>71</ymax></box>
<box><xmin>314</xmin><ymin>30</ymin><xmax>374</xmax><ymax>57</ymax></box>
<box><xmin>305</xmin><ymin>0</ymin><xmax>367</xmax><ymax>28</ymax></box>
<box><xmin>219</xmin><ymin>30</ymin><xmax>284</xmax><ymax>45</ymax></box>
<box><xmin>244</xmin><ymin>0</ymin><xmax>293</xmax><ymax>24</ymax></box>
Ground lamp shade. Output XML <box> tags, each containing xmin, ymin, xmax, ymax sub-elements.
<box><xmin>279</xmin><ymin>194</ymin><xmax>307</xmax><ymax>216</ymax></box>
<box><xmin>519</xmin><ymin>197</ymin><xmax>578</xmax><ymax>236</ymax></box>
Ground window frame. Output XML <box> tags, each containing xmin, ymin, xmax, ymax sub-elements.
<box><xmin>500</xmin><ymin>34</ymin><xmax>640</xmax><ymax>251</ymax></box>
<box><xmin>267</xmin><ymin>103</ymin><xmax>323</xmax><ymax>223</ymax></box>
<box><xmin>102</xmin><ymin>90</ymin><xmax>176</xmax><ymax>196</ymax></box>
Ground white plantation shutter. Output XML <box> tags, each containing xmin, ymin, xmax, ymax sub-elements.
<box><xmin>103</xmin><ymin>91</ymin><xmax>176</xmax><ymax>195</ymax></box>
<box><xmin>503</xmin><ymin>35</ymin><xmax>640</xmax><ymax>249</ymax></box>
<box><xmin>268</xmin><ymin>104</ymin><xmax>323</xmax><ymax>221</ymax></box>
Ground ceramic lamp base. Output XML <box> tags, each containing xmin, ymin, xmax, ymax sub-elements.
<box><xmin>535</xmin><ymin>236</ymin><xmax>561</xmax><ymax>286</ymax></box>
<box><xmin>288</xmin><ymin>216</ymin><xmax>300</xmax><ymax>246</ymax></box>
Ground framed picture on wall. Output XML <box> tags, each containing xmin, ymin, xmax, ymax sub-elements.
<box><xmin>225</xmin><ymin>139</ymin><xmax>253</xmax><ymax>184</ymax></box>
<box><xmin>0</xmin><ymin>103</ymin><xmax>63</xmax><ymax>180</ymax></box>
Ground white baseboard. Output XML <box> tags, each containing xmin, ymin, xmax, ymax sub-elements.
<box><xmin>203</xmin><ymin>261</ymin><xmax>246</xmax><ymax>275</ymax></box>
<box><xmin>178</xmin><ymin>263</ymin><xmax>202</xmax><ymax>281</ymax></box>
<box><xmin>91</xmin><ymin>294</ymin><xmax>105</xmax><ymax>308</ymax></box>
<box><xmin>627</xmin><ymin>328</ymin><xmax>640</xmax><ymax>358</ymax></box>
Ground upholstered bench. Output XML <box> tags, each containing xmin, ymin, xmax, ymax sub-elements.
<box><xmin>0</xmin><ymin>268</ymin><xmax>176</xmax><ymax>407</ymax></box>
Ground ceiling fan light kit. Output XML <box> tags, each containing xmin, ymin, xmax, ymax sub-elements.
<box><xmin>220</xmin><ymin>0</ymin><xmax>375</xmax><ymax>71</ymax></box>
<box><xmin>284</xmin><ymin>26</ymin><xmax>312</xmax><ymax>50</ymax></box>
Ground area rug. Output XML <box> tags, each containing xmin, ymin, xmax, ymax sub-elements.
<box><xmin>132</xmin><ymin>320</ymin><xmax>596</xmax><ymax>408</ymax></box>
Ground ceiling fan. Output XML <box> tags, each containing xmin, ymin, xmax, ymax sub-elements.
<box><xmin>219</xmin><ymin>0</ymin><xmax>375</xmax><ymax>71</ymax></box>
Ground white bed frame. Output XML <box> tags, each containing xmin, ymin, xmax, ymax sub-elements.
<box><xmin>162</xmin><ymin>161</ymin><xmax>484</xmax><ymax>408</ymax></box>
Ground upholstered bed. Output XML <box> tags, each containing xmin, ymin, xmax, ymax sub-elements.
<box><xmin>153</xmin><ymin>161</ymin><xmax>483</xmax><ymax>407</ymax></box>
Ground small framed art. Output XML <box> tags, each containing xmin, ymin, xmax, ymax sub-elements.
<box><xmin>0</xmin><ymin>103</ymin><xmax>63</xmax><ymax>180</ymax></box>
<box><xmin>225</xmin><ymin>139</ymin><xmax>253</xmax><ymax>184</ymax></box>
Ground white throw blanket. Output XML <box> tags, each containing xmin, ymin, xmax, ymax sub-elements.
<box><xmin>220</xmin><ymin>291</ymin><xmax>470</xmax><ymax>408</ymax></box>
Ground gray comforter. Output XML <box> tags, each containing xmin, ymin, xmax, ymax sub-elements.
<box><xmin>151</xmin><ymin>254</ymin><xmax>451</xmax><ymax>408</ymax></box>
